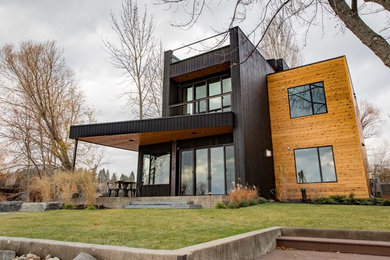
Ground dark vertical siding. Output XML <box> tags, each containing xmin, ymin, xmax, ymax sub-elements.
<box><xmin>162</xmin><ymin>50</ymin><xmax>172</xmax><ymax>117</ymax></box>
<box><xmin>169</xmin><ymin>46</ymin><xmax>230</xmax><ymax>78</ymax></box>
<box><xmin>235</xmin><ymin>28</ymin><xmax>276</xmax><ymax>198</ymax></box>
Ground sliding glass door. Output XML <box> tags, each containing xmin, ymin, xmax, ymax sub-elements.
<box><xmin>180</xmin><ymin>145</ymin><xmax>235</xmax><ymax>195</ymax></box>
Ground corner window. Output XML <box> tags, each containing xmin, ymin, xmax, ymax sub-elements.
<box><xmin>177</xmin><ymin>75</ymin><xmax>232</xmax><ymax>115</ymax></box>
<box><xmin>288</xmin><ymin>81</ymin><xmax>327</xmax><ymax>118</ymax></box>
<box><xmin>294</xmin><ymin>146</ymin><xmax>337</xmax><ymax>183</ymax></box>
<box><xmin>143</xmin><ymin>153</ymin><xmax>170</xmax><ymax>185</ymax></box>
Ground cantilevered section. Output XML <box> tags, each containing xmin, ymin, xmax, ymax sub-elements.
<box><xmin>69</xmin><ymin>112</ymin><xmax>234</xmax><ymax>151</ymax></box>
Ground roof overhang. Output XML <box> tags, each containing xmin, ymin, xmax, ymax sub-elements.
<box><xmin>69</xmin><ymin>112</ymin><xmax>234</xmax><ymax>151</ymax></box>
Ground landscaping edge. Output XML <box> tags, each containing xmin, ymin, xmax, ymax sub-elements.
<box><xmin>1</xmin><ymin>227</ymin><xmax>390</xmax><ymax>260</ymax></box>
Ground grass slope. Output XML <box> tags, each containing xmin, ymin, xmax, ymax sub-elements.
<box><xmin>0</xmin><ymin>203</ymin><xmax>389</xmax><ymax>250</ymax></box>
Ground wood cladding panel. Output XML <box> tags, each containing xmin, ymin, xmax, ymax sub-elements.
<box><xmin>267</xmin><ymin>56</ymin><xmax>370</xmax><ymax>200</ymax></box>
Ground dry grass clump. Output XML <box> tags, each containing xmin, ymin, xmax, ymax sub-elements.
<box><xmin>30</xmin><ymin>170</ymin><xmax>97</xmax><ymax>205</ymax></box>
<box><xmin>228</xmin><ymin>184</ymin><xmax>258</xmax><ymax>205</ymax></box>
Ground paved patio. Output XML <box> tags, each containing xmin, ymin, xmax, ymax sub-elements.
<box><xmin>260</xmin><ymin>249</ymin><xmax>390</xmax><ymax>259</ymax></box>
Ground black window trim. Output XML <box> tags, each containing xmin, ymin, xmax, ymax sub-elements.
<box><xmin>287</xmin><ymin>81</ymin><xmax>328</xmax><ymax>119</ymax></box>
<box><xmin>293</xmin><ymin>145</ymin><xmax>338</xmax><ymax>184</ymax></box>
<box><xmin>179</xmin><ymin>74</ymin><xmax>232</xmax><ymax>115</ymax></box>
<box><xmin>179</xmin><ymin>143</ymin><xmax>234</xmax><ymax>196</ymax></box>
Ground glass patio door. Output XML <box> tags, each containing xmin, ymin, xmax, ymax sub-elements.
<box><xmin>180</xmin><ymin>145</ymin><xmax>234</xmax><ymax>195</ymax></box>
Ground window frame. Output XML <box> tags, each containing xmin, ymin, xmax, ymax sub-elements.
<box><xmin>142</xmin><ymin>152</ymin><xmax>171</xmax><ymax>186</ymax></box>
<box><xmin>179</xmin><ymin>74</ymin><xmax>232</xmax><ymax>115</ymax></box>
<box><xmin>293</xmin><ymin>145</ymin><xmax>338</xmax><ymax>184</ymax></box>
<box><xmin>287</xmin><ymin>81</ymin><xmax>328</xmax><ymax>119</ymax></box>
<box><xmin>179</xmin><ymin>143</ymin><xmax>235</xmax><ymax>196</ymax></box>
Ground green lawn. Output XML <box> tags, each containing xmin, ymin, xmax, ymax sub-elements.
<box><xmin>0</xmin><ymin>203</ymin><xmax>389</xmax><ymax>250</ymax></box>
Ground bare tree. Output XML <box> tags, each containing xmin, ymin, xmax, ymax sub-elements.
<box><xmin>370</xmin><ymin>140</ymin><xmax>390</xmax><ymax>182</ymax></box>
<box><xmin>258</xmin><ymin>16</ymin><xmax>303</xmax><ymax>67</ymax></box>
<box><xmin>0</xmin><ymin>41</ymin><xmax>101</xmax><ymax>175</ymax></box>
<box><xmin>359</xmin><ymin>100</ymin><xmax>381</xmax><ymax>139</ymax></box>
<box><xmin>159</xmin><ymin>0</ymin><xmax>390</xmax><ymax>69</ymax></box>
<box><xmin>105</xmin><ymin>0</ymin><xmax>163</xmax><ymax>119</ymax></box>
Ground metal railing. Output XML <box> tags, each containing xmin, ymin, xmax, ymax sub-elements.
<box><xmin>170</xmin><ymin>93</ymin><xmax>231</xmax><ymax>116</ymax></box>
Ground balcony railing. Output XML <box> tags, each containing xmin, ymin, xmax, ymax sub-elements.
<box><xmin>170</xmin><ymin>93</ymin><xmax>231</xmax><ymax>116</ymax></box>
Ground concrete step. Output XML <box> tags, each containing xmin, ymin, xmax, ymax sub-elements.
<box><xmin>130</xmin><ymin>200</ymin><xmax>190</xmax><ymax>205</ymax></box>
<box><xmin>277</xmin><ymin>236</ymin><xmax>390</xmax><ymax>257</ymax></box>
<box><xmin>123</xmin><ymin>200</ymin><xmax>202</xmax><ymax>209</ymax></box>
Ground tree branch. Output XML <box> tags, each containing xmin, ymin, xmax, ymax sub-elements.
<box><xmin>328</xmin><ymin>0</ymin><xmax>390</xmax><ymax>68</ymax></box>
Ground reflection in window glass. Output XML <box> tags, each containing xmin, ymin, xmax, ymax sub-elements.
<box><xmin>288</xmin><ymin>85</ymin><xmax>312</xmax><ymax>118</ymax></box>
<box><xmin>222</xmin><ymin>77</ymin><xmax>231</xmax><ymax>93</ymax></box>
<box><xmin>225</xmin><ymin>145</ymin><xmax>235</xmax><ymax>194</ymax></box>
<box><xmin>295</xmin><ymin>148</ymin><xmax>321</xmax><ymax>183</ymax></box>
<box><xmin>223</xmin><ymin>95</ymin><xmax>231</xmax><ymax>108</ymax></box>
<box><xmin>143</xmin><ymin>155</ymin><xmax>150</xmax><ymax>185</ymax></box>
<box><xmin>288</xmin><ymin>81</ymin><xmax>327</xmax><ymax>118</ymax></box>
<box><xmin>294</xmin><ymin>146</ymin><xmax>337</xmax><ymax>183</ymax></box>
<box><xmin>209</xmin><ymin>78</ymin><xmax>221</xmax><ymax>96</ymax></box>
<box><xmin>180</xmin><ymin>76</ymin><xmax>231</xmax><ymax>115</ymax></box>
<box><xmin>181</xmin><ymin>151</ymin><xmax>193</xmax><ymax>195</ymax></box>
<box><xmin>311</xmin><ymin>83</ymin><xmax>327</xmax><ymax>114</ymax></box>
<box><xmin>209</xmin><ymin>97</ymin><xmax>222</xmax><ymax>111</ymax></box>
<box><xmin>319</xmin><ymin>147</ymin><xmax>337</xmax><ymax>182</ymax></box>
<box><xmin>211</xmin><ymin>147</ymin><xmax>225</xmax><ymax>194</ymax></box>
<box><xmin>196</xmin><ymin>149</ymin><xmax>208</xmax><ymax>195</ymax></box>
<box><xmin>154</xmin><ymin>154</ymin><xmax>170</xmax><ymax>184</ymax></box>
<box><xmin>195</xmin><ymin>83</ymin><xmax>206</xmax><ymax>99</ymax></box>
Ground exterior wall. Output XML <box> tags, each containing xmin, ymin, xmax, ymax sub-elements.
<box><xmin>230</xmin><ymin>27</ymin><xmax>276</xmax><ymax>198</ymax></box>
<box><xmin>267</xmin><ymin>56</ymin><xmax>370</xmax><ymax>200</ymax></box>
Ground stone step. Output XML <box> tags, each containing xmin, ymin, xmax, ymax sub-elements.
<box><xmin>123</xmin><ymin>203</ymin><xmax>202</xmax><ymax>209</ymax></box>
<box><xmin>123</xmin><ymin>200</ymin><xmax>202</xmax><ymax>209</ymax></box>
<box><xmin>276</xmin><ymin>236</ymin><xmax>390</xmax><ymax>257</ymax></box>
<box><xmin>130</xmin><ymin>200</ymin><xmax>190</xmax><ymax>205</ymax></box>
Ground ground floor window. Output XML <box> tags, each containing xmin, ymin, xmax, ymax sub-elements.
<box><xmin>294</xmin><ymin>146</ymin><xmax>337</xmax><ymax>183</ymax></box>
<box><xmin>180</xmin><ymin>145</ymin><xmax>235</xmax><ymax>195</ymax></box>
<box><xmin>143</xmin><ymin>152</ymin><xmax>170</xmax><ymax>185</ymax></box>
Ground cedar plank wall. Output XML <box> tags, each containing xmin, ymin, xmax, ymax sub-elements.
<box><xmin>267</xmin><ymin>56</ymin><xmax>370</xmax><ymax>200</ymax></box>
<box><xmin>231</xmin><ymin>27</ymin><xmax>276</xmax><ymax>198</ymax></box>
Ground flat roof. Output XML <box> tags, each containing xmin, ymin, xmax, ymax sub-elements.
<box><xmin>69</xmin><ymin>112</ymin><xmax>234</xmax><ymax>151</ymax></box>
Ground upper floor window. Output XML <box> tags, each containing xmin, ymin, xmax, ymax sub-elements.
<box><xmin>288</xmin><ymin>81</ymin><xmax>327</xmax><ymax>118</ymax></box>
<box><xmin>180</xmin><ymin>76</ymin><xmax>231</xmax><ymax>115</ymax></box>
<box><xmin>294</xmin><ymin>146</ymin><xmax>337</xmax><ymax>184</ymax></box>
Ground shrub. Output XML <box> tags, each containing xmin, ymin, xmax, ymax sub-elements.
<box><xmin>228</xmin><ymin>184</ymin><xmax>258</xmax><ymax>206</ymax></box>
<box><xmin>215</xmin><ymin>202</ymin><xmax>228</xmax><ymax>209</ymax></box>
<box><xmin>249</xmin><ymin>199</ymin><xmax>258</xmax><ymax>206</ymax></box>
<box><xmin>329</xmin><ymin>195</ymin><xmax>348</xmax><ymax>204</ymax></box>
<box><xmin>227</xmin><ymin>201</ymin><xmax>239</xmax><ymax>209</ymax></box>
<box><xmin>85</xmin><ymin>205</ymin><xmax>97</xmax><ymax>210</ymax></box>
<box><xmin>312</xmin><ymin>197</ymin><xmax>337</xmax><ymax>204</ymax></box>
<box><xmin>256</xmin><ymin>197</ymin><xmax>268</xmax><ymax>204</ymax></box>
<box><xmin>64</xmin><ymin>203</ymin><xmax>75</xmax><ymax>210</ymax></box>
<box><xmin>30</xmin><ymin>175</ymin><xmax>55</xmax><ymax>202</ymax></box>
<box><xmin>29</xmin><ymin>170</ymin><xmax>98</xmax><ymax>205</ymax></box>
<box><xmin>383</xmin><ymin>199</ymin><xmax>390</xmax><ymax>206</ymax></box>
<box><xmin>240</xmin><ymin>200</ymin><xmax>250</xmax><ymax>207</ymax></box>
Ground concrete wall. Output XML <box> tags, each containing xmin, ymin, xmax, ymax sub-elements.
<box><xmin>0</xmin><ymin>227</ymin><xmax>281</xmax><ymax>260</ymax></box>
<box><xmin>71</xmin><ymin>195</ymin><xmax>228</xmax><ymax>209</ymax></box>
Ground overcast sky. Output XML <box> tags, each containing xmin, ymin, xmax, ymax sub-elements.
<box><xmin>0</xmin><ymin>0</ymin><xmax>388</xmax><ymax>176</ymax></box>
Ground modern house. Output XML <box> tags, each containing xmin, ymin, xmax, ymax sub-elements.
<box><xmin>69</xmin><ymin>27</ymin><xmax>370</xmax><ymax>200</ymax></box>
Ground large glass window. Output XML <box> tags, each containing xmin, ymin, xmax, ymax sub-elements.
<box><xmin>179</xmin><ymin>75</ymin><xmax>232</xmax><ymax>115</ymax></box>
<box><xmin>196</xmin><ymin>149</ymin><xmax>208</xmax><ymax>195</ymax></box>
<box><xmin>288</xmin><ymin>81</ymin><xmax>327</xmax><ymax>118</ymax></box>
<box><xmin>181</xmin><ymin>150</ymin><xmax>193</xmax><ymax>195</ymax></box>
<box><xmin>294</xmin><ymin>146</ymin><xmax>337</xmax><ymax>183</ymax></box>
<box><xmin>143</xmin><ymin>153</ymin><xmax>170</xmax><ymax>185</ymax></box>
<box><xmin>180</xmin><ymin>145</ymin><xmax>235</xmax><ymax>195</ymax></box>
